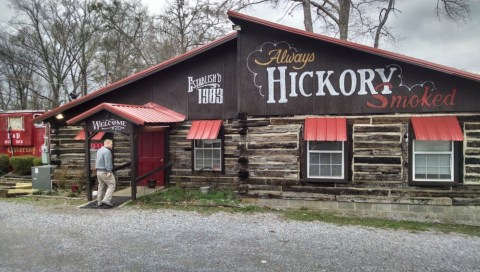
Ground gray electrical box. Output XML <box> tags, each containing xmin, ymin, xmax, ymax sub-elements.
<box><xmin>32</xmin><ymin>166</ymin><xmax>52</xmax><ymax>191</ymax></box>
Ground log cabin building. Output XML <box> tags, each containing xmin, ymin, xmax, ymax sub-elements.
<box><xmin>35</xmin><ymin>11</ymin><xmax>480</xmax><ymax>224</ymax></box>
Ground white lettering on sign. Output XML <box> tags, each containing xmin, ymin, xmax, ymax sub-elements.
<box><xmin>264</xmin><ymin>66</ymin><xmax>398</xmax><ymax>103</ymax></box>
<box><xmin>187</xmin><ymin>73</ymin><xmax>223</xmax><ymax>104</ymax></box>
<box><xmin>7</xmin><ymin>132</ymin><xmax>21</xmax><ymax>140</ymax></box>
<box><xmin>246</xmin><ymin>41</ymin><xmax>458</xmax><ymax>110</ymax></box>
<box><xmin>92</xmin><ymin>119</ymin><xmax>127</xmax><ymax>131</ymax></box>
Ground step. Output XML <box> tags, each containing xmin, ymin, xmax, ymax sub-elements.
<box><xmin>247</xmin><ymin>184</ymin><xmax>283</xmax><ymax>191</ymax></box>
<box><xmin>9</xmin><ymin>182</ymin><xmax>32</xmax><ymax>189</ymax></box>
<box><xmin>0</xmin><ymin>188</ymin><xmax>38</xmax><ymax>197</ymax></box>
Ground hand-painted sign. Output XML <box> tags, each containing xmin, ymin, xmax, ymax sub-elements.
<box><xmin>87</xmin><ymin>112</ymin><xmax>131</xmax><ymax>133</ymax></box>
<box><xmin>187</xmin><ymin>73</ymin><xmax>223</xmax><ymax>104</ymax></box>
<box><xmin>246</xmin><ymin>41</ymin><xmax>461</xmax><ymax>113</ymax></box>
<box><xmin>91</xmin><ymin>119</ymin><xmax>128</xmax><ymax>131</ymax></box>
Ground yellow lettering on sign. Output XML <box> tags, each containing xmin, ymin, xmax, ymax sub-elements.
<box><xmin>254</xmin><ymin>49</ymin><xmax>315</xmax><ymax>70</ymax></box>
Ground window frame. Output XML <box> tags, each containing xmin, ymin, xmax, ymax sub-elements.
<box><xmin>303</xmin><ymin>139</ymin><xmax>350</xmax><ymax>183</ymax></box>
<box><xmin>191</xmin><ymin>129</ymin><xmax>224</xmax><ymax>173</ymax></box>
<box><xmin>408</xmin><ymin>125</ymin><xmax>461</xmax><ymax>186</ymax></box>
<box><xmin>307</xmin><ymin>141</ymin><xmax>345</xmax><ymax>179</ymax></box>
<box><xmin>7</xmin><ymin>116</ymin><xmax>24</xmax><ymax>131</ymax></box>
<box><xmin>412</xmin><ymin>140</ymin><xmax>454</xmax><ymax>182</ymax></box>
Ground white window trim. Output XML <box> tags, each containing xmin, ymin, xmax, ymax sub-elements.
<box><xmin>412</xmin><ymin>140</ymin><xmax>454</xmax><ymax>182</ymax></box>
<box><xmin>7</xmin><ymin>116</ymin><xmax>24</xmax><ymax>131</ymax></box>
<box><xmin>193</xmin><ymin>139</ymin><xmax>222</xmax><ymax>171</ymax></box>
<box><xmin>307</xmin><ymin>141</ymin><xmax>345</xmax><ymax>179</ymax></box>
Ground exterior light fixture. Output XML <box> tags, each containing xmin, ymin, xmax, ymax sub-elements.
<box><xmin>232</xmin><ymin>25</ymin><xmax>241</xmax><ymax>31</ymax></box>
<box><xmin>56</xmin><ymin>114</ymin><xmax>64</xmax><ymax>120</ymax></box>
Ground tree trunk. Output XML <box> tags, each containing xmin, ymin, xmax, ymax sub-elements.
<box><xmin>374</xmin><ymin>0</ymin><xmax>395</xmax><ymax>48</ymax></box>
<box><xmin>338</xmin><ymin>0</ymin><xmax>350</xmax><ymax>40</ymax></box>
<box><xmin>302</xmin><ymin>0</ymin><xmax>313</xmax><ymax>32</ymax></box>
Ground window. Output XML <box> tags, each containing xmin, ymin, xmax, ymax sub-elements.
<box><xmin>307</xmin><ymin>141</ymin><xmax>344</xmax><ymax>179</ymax></box>
<box><xmin>7</xmin><ymin>117</ymin><xmax>23</xmax><ymax>130</ymax></box>
<box><xmin>303</xmin><ymin>117</ymin><xmax>348</xmax><ymax>182</ymax></box>
<box><xmin>187</xmin><ymin>120</ymin><xmax>223</xmax><ymax>172</ymax></box>
<box><xmin>194</xmin><ymin>139</ymin><xmax>222</xmax><ymax>171</ymax></box>
<box><xmin>33</xmin><ymin>113</ymin><xmax>45</xmax><ymax>128</ymax></box>
<box><xmin>410</xmin><ymin>116</ymin><xmax>463</xmax><ymax>184</ymax></box>
<box><xmin>413</xmin><ymin>140</ymin><xmax>453</xmax><ymax>181</ymax></box>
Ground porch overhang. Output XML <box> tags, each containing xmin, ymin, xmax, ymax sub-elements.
<box><xmin>67</xmin><ymin>102</ymin><xmax>186</xmax><ymax>126</ymax></box>
<box><xmin>67</xmin><ymin>102</ymin><xmax>185</xmax><ymax>202</ymax></box>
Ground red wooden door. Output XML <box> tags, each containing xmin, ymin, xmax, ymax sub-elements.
<box><xmin>138</xmin><ymin>131</ymin><xmax>165</xmax><ymax>186</ymax></box>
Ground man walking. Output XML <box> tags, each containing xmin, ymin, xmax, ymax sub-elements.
<box><xmin>96</xmin><ymin>139</ymin><xmax>116</xmax><ymax>208</ymax></box>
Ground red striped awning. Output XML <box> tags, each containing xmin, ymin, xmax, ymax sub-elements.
<box><xmin>411</xmin><ymin>116</ymin><xmax>463</xmax><ymax>141</ymax></box>
<box><xmin>187</xmin><ymin>120</ymin><xmax>223</xmax><ymax>140</ymax></box>
<box><xmin>74</xmin><ymin>131</ymin><xmax>105</xmax><ymax>141</ymax></box>
<box><xmin>304</xmin><ymin>117</ymin><xmax>347</xmax><ymax>141</ymax></box>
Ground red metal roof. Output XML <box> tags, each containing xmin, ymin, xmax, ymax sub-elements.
<box><xmin>74</xmin><ymin>131</ymin><xmax>105</xmax><ymax>141</ymax></box>
<box><xmin>186</xmin><ymin>120</ymin><xmax>223</xmax><ymax>140</ymax></box>
<box><xmin>34</xmin><ymin>32</ymin><xmax>237</xmax><ymax>123</ymax></box>
<box><xmin>304</xmin><ymin>117</ymin><xmax>347</xmax><ymax>141</ymax></box>
<box><xmin>411</xmin><ymin>116</ymin><xmax>463</xmax><ymax>141</ymax></box>
<box><xmin>67</xmin><ymin>102</ymin><xmax>186</xmax><ymax>126</ymax></box>
<box><xmin>228</xmin><ymin>11</ymin><xmax>480</xmax><ymax>83</ymax></box>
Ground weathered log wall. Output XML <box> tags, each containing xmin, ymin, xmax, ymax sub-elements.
<box><xmin>49</xmin><ymin>113</ymin><xmax>480</xmax><ymax>200</ymax></box>
<box><xmin>169</xmin><ymin>122</ymin><xmax>239</xmax><ymax>189</ymax></box>
<box><xmin>50</xmin><ymin>127</ymin><xmax>131</xmax><ymax>187</ymax></box>
<box><xmin>353</xmin><ymin>123</ymin><xmax>406</xmax><ymax>185</ymax></box>
<box><xmin>233</xmin><ymin>114</ymin><xmax>480</xmax><ymax>210</ymax></box>
<box><xmin>464</xmin><ymin>122</ymin><xmax>480</xmax><ymax>184</ymax></box>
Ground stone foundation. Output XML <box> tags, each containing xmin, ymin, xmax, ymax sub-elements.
<box><xmin>242</xmin><ymin>197</ymin><xmax>480</xmax><ymax>226</ymax></box>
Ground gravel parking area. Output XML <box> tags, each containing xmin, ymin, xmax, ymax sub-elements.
<box><xmin>1</xmin><ymin>201</ymin><xmax>479</xmax><ymax>272</ymax></box>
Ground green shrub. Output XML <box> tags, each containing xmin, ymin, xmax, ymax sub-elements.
<box><xmin>33</xmin><ymin>157</ymin><xmax>43</xmax><ymax>166</ymax></box>
<box><xmin>0</xmin><ymin>154</ymin><xmax>10</xmax><ymax>175</ymax></box>
<box><xmin>10</xmin><ymin>155</ymin><xmax>37</xmax><ymax>176</ymax></box>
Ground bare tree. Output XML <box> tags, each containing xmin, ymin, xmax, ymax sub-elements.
<box><xmin>436</xmin><ymin>0</ymin><xmax>470</xmax><ymax>21</ymax></box>
<box><xmin>158</xmin><ymin>0</ymin><xmax>231</xmax><ymax>55</ymax></box>
<box><xmin>265</xmin><ymin>0</ymin><xmax>470</xmax><ymax>48</ymax></box>
<box><xmin>302</xmin><ymin>0</ymin><xmax>313</xmax><ymax>32</ymax></box>
<box><xmin>0</xmin><ymin>31</ymin><xmax>50</xmax><ymax>109</ymax></box>
<box><xmin>8</xmin><ymin>0</ymin><xmax>80</xmax><ymax>108</ymax></box>
<box><xmin>89</xmin><ymin>0</ymin><xmax>159</xmax><ymax>82</ymax></box>
<box><xmin>62</xmin><ymin>0</ymin><xmax>104</xmax><ymax>98</ymax></box>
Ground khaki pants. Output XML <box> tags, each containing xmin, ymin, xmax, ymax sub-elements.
<box><xmin>97</xmin><ymin>171</ymin><xmax>116</xmax><ymax>205</ymax></box>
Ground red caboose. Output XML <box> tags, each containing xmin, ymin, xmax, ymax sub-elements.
<box><xmin>0</xmin><ymin>110</ymin><xmax>47</xmax><ymax>157</ymax></box>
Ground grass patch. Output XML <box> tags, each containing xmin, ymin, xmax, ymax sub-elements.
<box><xmin>282</xmin><ymin>209</ymin><xmax>480</xmax><ymax>237</ymax></box>
<box><xmin>1</xmin><ymin>189</ymin><xmax>85</xmax><ymax>206</ymax></box>
<box><xmin>131</xmin><ymin>187</ymin><xmax>263</xmax><ymax>213</ymax></box>
<box><xmin>1</xmin><ymin>195</ymin><xmax>85</xmax><ymax>206</ymax></box>
<box><xmin>32</xmin><ymin>189</ymin><xmax>61</xmax><ymax>196</ymax></box>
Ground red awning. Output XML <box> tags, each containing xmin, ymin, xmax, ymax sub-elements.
<box><xmin>74</xmin><ymin>131</ymin><xmax>105</xmax><ymax>141</ymax></box>
<box><xmin>67</xmin><ymin>102</ymin><xmax>186</xmax><ymax>126</ymax></box>
<box><xmin>187</xmin><ymin>120</ymin><xmax>223</xmax><ymax>140</ymax></box>
<box><xmin>304</xmin><ymin>117</ymin><xmax>347</xmax><ymax>141</ymax></box>
<box><xmin>411</xmin><ymin>116</ymin><xmax>463</xmax><ymax>141</ymax></box>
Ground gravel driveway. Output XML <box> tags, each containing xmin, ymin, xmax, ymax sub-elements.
<box><xmin>1</xmin><ymin>201</ymin><xmax>479</xmax><ymax>272</ymax></box>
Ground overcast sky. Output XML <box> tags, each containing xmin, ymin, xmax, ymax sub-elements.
<box><xmin>145</xmin><ymin>0</ymin><xmax>480</xmax><ymax>75</ymax></box>
<box><xmin>0</xmin><ymin>0</ymin><xmax>478</xmax><ymax>74</ymax></box>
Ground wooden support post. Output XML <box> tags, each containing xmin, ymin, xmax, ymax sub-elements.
<box><xmin>84</xmin><ymin>128</ymin><xmax>92</xmax><ymax>201</ymax></box>
<box><xmin>130</xmin><ymin>128</ymin><xmax>138</xmax><ymax>200</ymax></box>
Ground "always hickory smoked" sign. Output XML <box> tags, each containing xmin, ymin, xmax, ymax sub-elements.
<box><xmin>246</xmin><ymin>41</ymin><xmax>457</xmax><ymax>111</ymax></box>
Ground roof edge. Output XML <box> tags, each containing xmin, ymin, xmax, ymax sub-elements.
<box><xmin>227</xmin><ymin>10</ymin><xmax>480</xmax><ymax>82</ymax></box>
<box><xmin>36</xmin><ymin>32</ymin><xmax>238</xmax><ymax>124</ymax></box>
